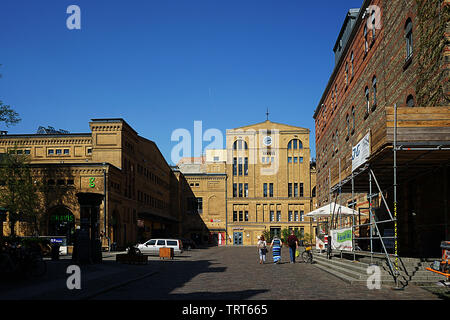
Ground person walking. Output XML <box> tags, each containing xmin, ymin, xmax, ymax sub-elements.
<box><xmin>257</xmin><ymin>235</ymin><xmax>267</xmax><ymax>264</ymax></box>
<box><xmin>270</xmin><ymin>236</ymin><xmax>283</xmax><ymax>264</ymax></box>
<box><xmin>287</xmin><ymin>230</ymin><xmax>299</xmax><ymax>263</ymax></box>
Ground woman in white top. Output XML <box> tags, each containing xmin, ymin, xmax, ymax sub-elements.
<box><xmin>257</xmin><ymin>235</ymin><xmax>267</xmax><ymax>264</ymax></box>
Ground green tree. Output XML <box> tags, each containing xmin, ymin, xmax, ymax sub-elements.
<box><xmin>0</xmin><ymin>65</ymin><xmax>21</xmax><ymax>127</ymax></box>
<box><xmin>0</xmin><ymin>103</ymin><xmax>20</xmax><ymax>127</ymax></box>
<box><xmin>0</xmin><ymin>150</ymin><xmax>40</xmax><ymax>236</ymax></box>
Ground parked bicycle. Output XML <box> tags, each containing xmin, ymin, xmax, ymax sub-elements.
<box><xmin>302</xmin><ymin>243</ymin><xmax>313</xmax><ymax>264</ymax></box>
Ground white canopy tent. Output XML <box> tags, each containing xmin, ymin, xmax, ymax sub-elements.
<box><xmin>306</xmin><ymin>202</ymin><xmax>365</xmax><ymax>218</ymax></box>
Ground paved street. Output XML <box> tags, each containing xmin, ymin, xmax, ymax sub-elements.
<box><xmin>0</xmin><ymin>246</ymin><xmax>443</xmax><ymax>301</ymax></box>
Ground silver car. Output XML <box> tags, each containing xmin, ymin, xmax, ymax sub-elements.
<box><xmin>135</xmin><ymin>239</ymin><xmax>183</xmax><ymax>256</ymax></box>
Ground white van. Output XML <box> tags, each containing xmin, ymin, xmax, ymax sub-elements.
<box><xmin>135</xmin><ymin>239</ymin><xmax>183</xmax><ymax>255</ymax></box>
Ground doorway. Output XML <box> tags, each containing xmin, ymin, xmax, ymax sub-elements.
<box><xmin>233</xmin><ymin>232</ymin><xmax>243</xmax><ymax>245</ymax></box>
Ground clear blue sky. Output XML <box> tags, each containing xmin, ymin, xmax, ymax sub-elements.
<box><xmin>0</xmin><ymin>0</ymin><xmax>363</xmax><ymax>164</ymax></box>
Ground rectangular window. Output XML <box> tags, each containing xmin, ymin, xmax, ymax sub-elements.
<box><xmin>238</xmin><ymin>183</ymin><xmax>243</xmax><ymax>197</ymax></box>
<box><xmin>239</xmin><ymin>211</ymin><xmax>243</xmax><ymax>222</ymax></box>
<box><xmin>270</xmin><ymin>211</ymin><xmax>274</xmax><ymax>222</ymax></box>
<box><xmin>233</xmin><ymin>211</ymin><xmax>237</xmax><ymax>222</ymax></box>
<box><xmin>294</xmin><ymin>183</ymin><xmax>298</xmax><ymax>197</ymax></box>
<box><xmin>263</xmin><ymin>183</ymin><xmax>267</xmax><ymax>197</ymax></box>
<box><xmin>213</xmin><ymin>156</ymin><xmax>219</xmax><ymax>161</ymax></box>
<box><xmin>244</xmin><ymin>157</ymin><xmax>248</xmax><ymax>176</ymax></box>
<box><xmin>233</xmin><ymin>183</ymin><xmax>237</xmax><ymax>197</ymax></box>
<box><xmin>269</xmin><ymin>183</ymin><xmax>273</xmax><ymax>197</ymax></box>
<box><xmin>288</xmin><ymin>211</ymin><xmax>293</xmax><ymax>222</ymax></box>
<box><xmin>197</xmin><ymin>198</ymin><xmax>203</xmax><ymax>214</ymax></box>
<box><xmin>288</xmin><ymin>157</ymin><xmax>292</xmax><ymax>163</ymax></box>
<box><xmin>244</xmin><ymin>183</ymin><xmax>248</xmax><ymax>197</ymax></box>
<box><xmin>276</xmin><ymin>211</ymin><xmax>281</xmax><ymax>222</ymax></box>
<box><xmin>24</xmin><ymin>149</ymin><xmax>31</xmax><ymax>155</ymax></box>
<box><xmin>238</xmin><ymin>157</ymin><xmax>243</xmax><ymax>176</ymax></box>
<box><xmin>300</xmin><ymin>210</ymin><xmax>304</xmax><ymax>222</ymax></box>
<box><xmin>293</xmin><ymin>157</ymin><xmax>298</xmax><ymax>164</ymax></box>
<box><xmin>63</xmin><ymin>149</ymin><xmax>70</xmax><ymax>155</ymax></box>
<box><xmin>56</xmin><ymin>149</ymin><xmax>62</xmax><ymax>155</ymax></box>
<box><xmin>245</xmin><ymin>211</ymin><xmax>249</xmax><ymax>222</ymax></box>
<box><xmin>87</xmin><ymin>148</ymin><xmax>92</xmax><ymax>154</ymax></box>
<box><xmin>233</xmin><ymin>158</ymin><xmax>237</xmax><ymax>176</ymax></box>
<box><xmin>288</xmin><ymin>183</ymin><xmax>292</xmax><ymax>197</ymax></box>
<box><xmin>299</xmin><ymin>157</ymin><xmax>303</xmax><ymax>163</ymax></box>
<box><xmin>48</xmin><ymin>149</ymin><xmax>54</xmax><ymax>155</ymax></box>
<box><xmin>300</xmin><ymin>183</ymin><xmax>304</xmax><ymax>197</ymax></box>
<box><xmin>294</xmin><ymin>211</ymin><xmax>299</xmax><ymax>222</ymax></box>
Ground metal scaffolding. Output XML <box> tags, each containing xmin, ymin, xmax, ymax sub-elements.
<box><xmin>326</xmin><ymin>104</ymin><xmax>450</xmax><ymax>288</ymax></box>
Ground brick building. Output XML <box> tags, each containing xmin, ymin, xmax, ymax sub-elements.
<box><xmin>0</xmin><ymin>119</ymin><xmax>181</xmax><ymax>250</ymax></box>
<box><xmin>313</xmin><ymin>0</ymin><xmax>450</xmax><ymax>257</ymax></box>
<box><xmin>178</xmin><ymin>120</ymin><xmax>317</xmax><ymax>246</ymax></box>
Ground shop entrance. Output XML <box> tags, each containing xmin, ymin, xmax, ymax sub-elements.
<box><xmin>48</xmin><ymin>207</ymin><xmax>75</xmax><ymax>245</ymax></box>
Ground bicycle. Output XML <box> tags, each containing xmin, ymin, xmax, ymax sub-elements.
<box><xmin>302</xmin><ymin>244</ymin><xmax>313</xmax><ymax>264</ymax></box>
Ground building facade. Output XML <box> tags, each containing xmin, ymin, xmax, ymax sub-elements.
<box><xmin>313</xmin><ymin>0</ymin><xmax>450</xmax><ymax>257</ymax></box>
<box><xmin>0</xmin><ymin>119</ymin><xmax>180</xmax><ymax>250</ymax></box>
<box><xmin>177</xmin><ymin>120</ymin><xmax>317</xmax><ymax>246</ymax></box>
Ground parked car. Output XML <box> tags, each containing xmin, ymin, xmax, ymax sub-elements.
<box><xmin>134</xmin><ymin>239</ymin><xmax>183</xmax><ymax>256</ymax></box>
<box><xmin>180</xmin><ymin>238</ymin><xmax>196</xmax><ymax>250</ymax></box>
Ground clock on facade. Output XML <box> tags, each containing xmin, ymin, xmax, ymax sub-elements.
<box><xmin>263</xmin><ymin>136</ymin><xmax>272</xmax><ymax>146</ymax></box>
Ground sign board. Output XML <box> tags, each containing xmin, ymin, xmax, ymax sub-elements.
<box><xmin>352</xmin><ymin>132</ymin><xmax>370</xmax><ymax>172</ymax></box>
<box><xmin>330</xmin><ymin>227</ymin><xmax>353</xmax><ymax>251</ymax></box>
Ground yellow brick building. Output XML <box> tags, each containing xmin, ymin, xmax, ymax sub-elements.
<box><xmin>178</xmin><ymin>120</ymin><xmax>317</xmax><ymax>246</ymax></box>
<box><xmin>0</xmin><ymin>119</ymin><xmax>179</xmax><ymax>250</ymax></box>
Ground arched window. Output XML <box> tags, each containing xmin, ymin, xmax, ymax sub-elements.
<box><xmin>371</xmin><ymin>10</ymin><xmax>376</xmax><ymax>39</ymax></box>
<box><xmin>364</xmin><ymin>25</ymin><xmax>369</xmax><ymax>53</ymax></box>
<box><xmin>233</xmin><ymin>139</ymin><xmax>248</xmax><ymax>150</ymax></box>
<box><xmin>351</xmin><ymin>51</ymin><xmax>354</xmax><ymax>77</ymax></box>
<box><xmin>351</xmin><ymin>106</ymin><xmax>355</xmax><ymax>133</ymax></box>
<box><xmin>406</xmin><ymin>94</ymin><xmax>415</xmax><ymax>107</ymax></box>
<box><xmin>365</xmin><ymin>86</ymin><xmax>370</xmax><ymax>113</ymax></box>
<box><xmin>345</xmin><ymin>62</ymin><xmax>349</xmax><ymax>86</ymax></box>
<box><xmin>372</xmin><ymin>76</ymin><xmax>377</xmax><ymax>107</ymax></box>
<box><xmin>405</xmin><ymin>18</ymin><xmax>413</xmax><ymax>59</ymax></box>
<box><xmin>287</xmin><ymin>139</ymin><xmax>303</xmax><ymax>150</ymax></box>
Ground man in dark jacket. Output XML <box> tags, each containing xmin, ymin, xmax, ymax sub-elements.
<box><xmin>287</xmin><ymin>230</ymin><xmax>299</xmax><ymax>263</ymax></box>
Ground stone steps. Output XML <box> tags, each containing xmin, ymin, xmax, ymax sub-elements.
<box><xmin>312</xmin><ymin>251</ymin><xmax>447</xmax><ymax>287</ymax></box>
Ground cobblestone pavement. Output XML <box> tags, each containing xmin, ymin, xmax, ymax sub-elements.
<box><xmin>92</xmin><ymin>246</ymin><xmax>442</xmax><ymax>300</ymax></box>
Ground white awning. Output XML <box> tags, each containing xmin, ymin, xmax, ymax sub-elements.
<box><xmin>306</xmin><ymin>202</ymin><xmax>364</xmax><ymax>217</ymax></box>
